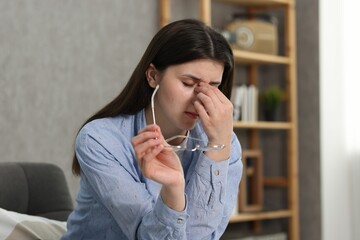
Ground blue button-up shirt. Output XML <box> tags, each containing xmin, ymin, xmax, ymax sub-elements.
<box><xmin>62</xmin><ymin>109</ymin><xmax>242</xmax><ymax>240</ymax></box>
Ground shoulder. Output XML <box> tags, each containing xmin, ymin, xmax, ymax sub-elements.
<box><xmin>78</xmin><ymin>110</ymin><xmax>146</xmax><ymax>139</ymax></box>
<box><xmin>78</xmin><ymin>113</ymin><xmax>141</xmax><ymax>140</ymax></box>
<box><xmin>77</xmin><ymin>118</ymin><xmax>115</xmax><ymax>141</ymax></box>
<box><xmin>75</xmin><ymin>115</ymin><xmax>135</xmax><ymax>154</ymax></box>
<box><xmin>75</xmin><ymin>110</ymin><xmax>146</xmax><ymax>158</ymax></box>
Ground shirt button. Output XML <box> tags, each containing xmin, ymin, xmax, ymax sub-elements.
<box><xmin>177</xmin><ymin>218</ymin><xmax>184</xmax><ymax>224</ymax></box>
<box><xmin>214</xmin><ymin>170</ymin><xmax>220</xmax><ymax>176</ymax></box>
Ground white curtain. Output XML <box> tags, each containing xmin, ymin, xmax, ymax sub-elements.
<box><xmin>343</xmin><ymin>0</ymin><xmax>360</xmax><ymax>238</ymax></box>
<box><xmin>321</xmin><ymin>0</ymin><xmax>360</xmax><ymax>239</ymax></box>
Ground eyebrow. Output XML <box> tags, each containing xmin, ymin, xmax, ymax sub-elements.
<box><xmin>181</xmin><ymin>74</ymin><xmax>221</xmax><ymax>85</ymax></box>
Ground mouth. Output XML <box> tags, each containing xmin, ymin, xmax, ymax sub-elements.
<box><xmin>185</xmin><ymin>111</ymin><xmax>199</xmax><ymax>119</ymax></box>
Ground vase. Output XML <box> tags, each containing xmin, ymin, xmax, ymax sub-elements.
<box><xmin>264</xmin><ymin>109</ymin><xmax>278</xmax><ymax>121</ymax></box>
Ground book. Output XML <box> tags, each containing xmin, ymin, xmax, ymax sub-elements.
<box><xmin>231</xmin><ymin>85</ymin><xmax>258</xmax><ymax>122</ymax></box>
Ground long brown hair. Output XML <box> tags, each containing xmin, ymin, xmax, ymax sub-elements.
<box><xmin>72</xmin><ymin>19</ymin><xmax>234</xmax><ymax>175</ymax></box>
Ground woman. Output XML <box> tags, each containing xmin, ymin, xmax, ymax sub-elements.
<box><xmin>62</xmin><ymin>19</ymin><xmax>242</xmax><ymax>240</ymax></box>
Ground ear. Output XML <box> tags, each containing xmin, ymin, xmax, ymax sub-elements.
<box><xmin>145</xmin><ymin>63</ymin><xmax>158</xmax><ymax>88</ymax></box>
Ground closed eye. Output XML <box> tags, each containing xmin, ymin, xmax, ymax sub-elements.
<box><xmin>180</xmin><ymin>74</ymin><xmax>221</xmax><ymax>87</ymax></box>
<box><xmin>210</xmin><ymin>82</ymin><xmax>221</xmax><ymax>88</ymax></box>
<box><xmin>180</xmin><ymin>74</ymin><xmax>200</xmax><ymax>87</ymax></box>
<box><xmin>182</xmin><ymin>81</ymin><xmax>196</xmax><ymax>87</ymax></box>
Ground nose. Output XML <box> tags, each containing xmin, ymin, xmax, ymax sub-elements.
<box><xmin>190</xmin><ymin>90</ymin><xmax>197</xmax><ymax>103</ymax></box>
<box><xmin>193</xmin><ymin>81</ymin><xmax>203</xmax><ymax>93</ymax></box>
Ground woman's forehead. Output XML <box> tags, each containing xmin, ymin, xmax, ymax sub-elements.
<box><xmin>163</xmin><ymin>59</ymin><xmax>224</xmax><ymax>83</ymax></box>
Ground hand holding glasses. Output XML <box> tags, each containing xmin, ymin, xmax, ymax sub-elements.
<box><xmin>151</xmin><ymin>85</ymin><xmax>225</xmax><ymax>152</ymax></box>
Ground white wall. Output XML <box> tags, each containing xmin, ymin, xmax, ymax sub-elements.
<box><xmin>320</xmin><ymin>0</ymin><xmax>360</xmax><ymax>239</ymax></box>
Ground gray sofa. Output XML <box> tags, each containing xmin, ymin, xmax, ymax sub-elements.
<box><xmin>0</xmin><ymin>162</ymin><xmax>73</xmax><ymax>221</ymax></box>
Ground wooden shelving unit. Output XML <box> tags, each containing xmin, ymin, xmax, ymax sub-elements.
<box><xmin>233</xmin><ymin>121</ymin><xmax>292</xmax><ymax>130</ymax></box>
<box><xmin>230</xmin><ymin>209</ymin><xmax>292</xmax><ymax>222</ymax></box>
<box><xmin>158</xmin><ymin>0</ymin><xmax>299</xmax><ymax>239</ymax></box>
<box><xmin>232</xmin><ymin>49</ymin><xmax>291</xmax><ymax>64</ymax></box>
<box><xmin>215</xmin><ymin>0</ymin><xmax>291</xmax><ymax>6</ymax></box>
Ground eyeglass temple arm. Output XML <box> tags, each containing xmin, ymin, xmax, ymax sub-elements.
<box><xmin>151</xmin><ymin>85</ymin><xmax>160</xmax><ymax>125</ymax></box>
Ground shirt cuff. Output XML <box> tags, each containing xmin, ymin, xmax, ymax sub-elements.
<box><xmin>154</xmin><ymin>194</ymin><xmax>189</xmax><ymax>229</ymax></box>
<box><xmin>195</xmin><ymin>153</ymin><xmax>229</xmax><ymax>184</ymax></box>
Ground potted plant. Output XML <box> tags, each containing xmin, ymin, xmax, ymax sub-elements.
<box><xmin>261</xmin><ymin>85</ymin><xmax>284</xmax><ymax>121</ymax></box>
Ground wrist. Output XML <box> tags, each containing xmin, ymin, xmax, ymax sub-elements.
<box><xmin>161</xmin><ymin>182</ymin><xmax>185</xmax><ymax>211</ymax></box>
<box><xmin>205</xmin><ymin>139</ymin><xmax>231</xmax><ymax>162</ymax></box>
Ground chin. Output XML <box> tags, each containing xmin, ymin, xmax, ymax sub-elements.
<box><xmin>181</xmin><ymin>121</ymin><xmax>198</xmax><ymax>131</ymax></box>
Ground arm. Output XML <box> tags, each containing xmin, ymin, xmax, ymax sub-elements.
<box><xmin>185</xmin><ymin>133</ymin><xmax>242</xmax><ymax>239</ymax></box>
<box><xmin>76</xmin><ymin>126</ymin><xmax>187</xmax><ymax>239</ymax></box>
<box><xmin>131</xmin><ymin>124</ymin><xmax>186</xmax><ymax>212</ymax></box>
<box><xmin>186</xmin><ymin>82</ymin><xmax>242</xmax><ymax>238</ymax></box>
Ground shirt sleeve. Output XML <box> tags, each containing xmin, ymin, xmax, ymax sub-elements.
<box><xmin>185</xmin><ymin>132</ymin><xmax>243</xmax><ymax>239</ymax></box>
<box><xmin>75</xmin><ymin>127</ymin><xmax>188</xmax><ymax>239</ymax></box>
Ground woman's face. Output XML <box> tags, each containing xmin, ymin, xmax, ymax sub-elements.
<box><xmin>152</xmin><ymin>58</ymin><xmax>224</xmax><ymax>138</ymax></box>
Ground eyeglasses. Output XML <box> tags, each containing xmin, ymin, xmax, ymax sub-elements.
<box><xmin>151</xmin><ymin>85</ymin><xmax>225</xmax><ymax>152</ymax></box>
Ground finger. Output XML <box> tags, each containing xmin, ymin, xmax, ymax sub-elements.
<box><xmin>196</xmin><ymin>84</ymin><xmax>234</xmax><ymax>116</ymax></box>
<box><xmin>132</xmin><ymin>130</ymin><xmax>162</xmax><ymax>158</ymax></box>
<box><xmin>139</xmin><ymin>145</ymin><xmax>165</xmax><ymax>178</ymax></box>
<box><xmin>196</xmin><ymin>83</ymin><xmax>229</xmax><ymax>105</ymax></box>
<box><xmin>143</xmin><ymin>144</ymin><xmax>164</xmax><ymax>162</ymax></box>
<box><xmin>131</xmin><ymin>131</ymin><xmax>160</xmax><ymax>147</ymax></box>
<box><xmin>195</xmin><ymin>85</ymin><xmax>223</xmax><ymax>110</ymax></box>
<box><xmin>137</xmin><ymin>124</ymin><xmax>159</xmax><ymax>134</ymax></box>
<box><xmin>195</xmin><ymin>91</ymin><xmax>219</xmax><ymax>117</ymax></box>
<box><xmin>194</xmin><ymin>100</ymin><xmax>210</xmax><ymax>122</ymax></box>
<box><xmin>133</xmin><ymin>137</ymin><xmax>163</xmax><ymax>158</ymax></box>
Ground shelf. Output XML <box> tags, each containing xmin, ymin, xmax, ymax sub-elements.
<box><xmin>242</xmin><ymin>149</ymin><xmax>262</xmax><ymax>157</ymax></box>
<box><xmin>263</xmin><ymin>177</ymin><xmax>288</xmax><ymax>187</ymax></box>
<box><xmin>233</xmin><ymin>49</ymin><xmax>290</xmax><ymax>65</ymax></box>
<box><xmin>216</xmin><ymin>0</ymin><xmax>292</xmax><ymax>6</ymax></box>
<box><xmin>233</xmin><ymin>121</ymin><xmax>292</xmax><ymax>129</ymax></box>
<box><xmin>230</xmin><ymin>210</ymin><xmax>292</xmax><ymax>223</ymax></box>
